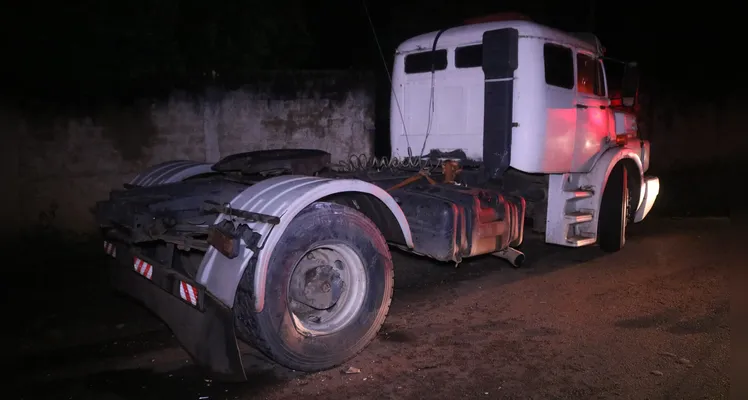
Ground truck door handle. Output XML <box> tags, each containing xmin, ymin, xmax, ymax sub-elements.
<box><xmin>599</xmin><ymin>105</ymin><xmax>607</xmax><ymax>109</ymax></box>
<box><xmin>575</xmin><ymin>104</ymin><xmax>588</xmax><ymax>109</ymax></box>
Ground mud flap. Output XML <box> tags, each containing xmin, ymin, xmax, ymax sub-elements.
<box><xmin>110</xmin><ymin>262</ymin><xmax>247</xmax><ymax>381</ymax></box>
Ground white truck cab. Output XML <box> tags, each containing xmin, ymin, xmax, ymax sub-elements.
<box><xmin>389</xmin><ymin>17</ymin><xmax>658</xmax><ymax>250</ymax></box>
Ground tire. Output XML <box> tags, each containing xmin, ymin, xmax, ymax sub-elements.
<box><xmin>238</xmin><ymin>201</ymin><xmax>394</xmax><ymax>372</ymax></box>
<box><xmin>598</xmin><ymin>163</ymin><xmax>634</xmax><ymax>253</ymax></box>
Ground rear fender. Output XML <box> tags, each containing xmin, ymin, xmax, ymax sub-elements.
<box><xmin>196</xmin><ymin>175</ymin><xmax>413</xmax><ymax>312</ymax></box>
<box><xmin>129</xmin><ymin>160</ymin><xmax>214</xmax><ymax>187</ymax></box>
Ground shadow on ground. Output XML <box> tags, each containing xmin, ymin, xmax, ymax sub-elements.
<box><xmin>17</xmin><ymin>364</ymin><xmax>289</xmax><ymax>400</ymax></box>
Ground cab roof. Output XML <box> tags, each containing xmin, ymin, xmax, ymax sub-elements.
<box><xmin>396</xmin><ymin>20</ymin><xmax>602</xmax><ymax>56</ymax></box>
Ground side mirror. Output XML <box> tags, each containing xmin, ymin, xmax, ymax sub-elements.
<box><xmin>621</xmin><ymin>62</ymin><xmax>639</xmax><ymax>107</ymax></box>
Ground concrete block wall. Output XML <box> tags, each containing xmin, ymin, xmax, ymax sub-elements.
<box><xmin>1</xmin><ymin>71</ymin><xmax>375</xmax><ymax>233</ymax></box>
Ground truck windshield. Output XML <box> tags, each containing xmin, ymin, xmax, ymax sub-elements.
<box><xmin>603</xmin><ymin>60</ymin><xmax>625</xmax><ymax>102</ymax></box>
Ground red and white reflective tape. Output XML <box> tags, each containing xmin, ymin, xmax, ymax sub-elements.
<box><xmin>103</xmin><ymin>241</ymin><xmax>117</xmax><ymax>258</ymax></box>
<box><xmin>179</xmin><ymin>281</ymin><xmax>199</xmax><ymax>306</ymax></box>
<box><xmin>133</xmin><ymin>257</ymin><xmax>153</xmax><ymax>280</ymax></box>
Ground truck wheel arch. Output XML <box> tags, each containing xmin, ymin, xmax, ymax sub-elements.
<box><xmin>129</xmin><ymin>160</ymin><xmax>214</xmax><ymax>187</ymax></box>
<box><xmin>594</xmin><ymin>147</ymin><xmax>644</xmax><ymax>214</ymax></box>
<box><xmin>320</xmin><ymin>191</ymin><xmax>410</xmax><ymax>245</ymax></box>
<box><xmin>196</xmin><ymin>176</ymin><xmax>413</xmax><ymax>313</ymax></box>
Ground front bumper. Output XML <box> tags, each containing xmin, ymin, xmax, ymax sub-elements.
<box><xmin>634</xmin><ymin>175</ymin><xmax>660</xmax><ymax>223</ymax></box>
<box><xmin>106</xmin><ymin>243</ymin><xmax>247</xmax><ymax>381</ymax></box>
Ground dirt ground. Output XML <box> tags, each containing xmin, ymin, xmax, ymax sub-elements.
<box><xmin>8</xmin><ymin>216</ymin><xmax>736</xmax><ymax>400</ymax></box>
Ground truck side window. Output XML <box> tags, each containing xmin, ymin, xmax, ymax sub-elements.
<box><xmin>576</xmin><ymin>53</ymin><xmax>605</xmax><ymax>96</ymax></box>
<box><xmin>404</xmin><ymin>50</ymin><xmax>448</xmax><ymax>74</ymax></box>
<box><xmin>543</xmin><ymin>43</ymin><xmax>574</xmax><ymax>89</ymax></box>
<box><xmin>455</xmin><ymin>44</ymin><xmax>482</xmax><ymax>68</ymax></box>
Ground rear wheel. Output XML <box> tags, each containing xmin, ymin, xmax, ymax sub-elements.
<box><xmin>239</xmin><ymin>202</ymin><xmax>394</xmax><ymax>372</ymax></box>
<box><xmin>598</xmin><ymin>163</ymin><xmax>634</xmax><ymax>253</ymax></box>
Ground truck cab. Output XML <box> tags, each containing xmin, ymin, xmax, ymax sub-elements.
<box><xmin>390</xmin><ymin>19</ymin><xmax>643</xmax><ymax>173</ymax></box>
<box><xmin>389</xmin><ymin>18</ymin><xmax>658</xmax><ymax>250</ymax></box>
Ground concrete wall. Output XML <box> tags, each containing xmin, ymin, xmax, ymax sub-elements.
<box><xmin>1</xmin><ymin>71</ymin><xmax>375</xmax><ymax>233</ymax></box>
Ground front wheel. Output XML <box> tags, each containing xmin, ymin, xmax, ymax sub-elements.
<box><xmin>239</xmin><ymin>202</ymin><xmax>394</xmax><ymax>372</ymax></box>
<box><xmin>598</xmin><ymin>163</ymin><xmax>634</xmax><ymax>253</ymax></box>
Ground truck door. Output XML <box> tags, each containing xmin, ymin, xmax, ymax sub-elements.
<box><xmin>573</xmin><ymin>52</ymin><xmax>611</xmax><ymax>171</ymax></box>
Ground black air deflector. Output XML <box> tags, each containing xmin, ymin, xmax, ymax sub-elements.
<box><xmin>482</xmin><ymin>28</ymin><xmax>519</xmax><ymax>180</ymax></box>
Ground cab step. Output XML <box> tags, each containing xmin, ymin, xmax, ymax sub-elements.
<box><xmin>567</xmin><ymin>234</ymin><xmax>596</xmax><ymax>246</ymax></box>
<box><xmin>564</xmin><ymin>211</ymin><xmax>594</xmax><ymax>224</ymax></box>
<box><xmin>566</xmin><ymin>189</ymin><xmax>594</xmax><ymax>200</ymax></box>
<box><xmin>546</xmin><ymin>174</ymin><xmax>599</xmax><ymax>248</ymax></box>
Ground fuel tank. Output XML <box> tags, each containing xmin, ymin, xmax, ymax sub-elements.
<box><xmin>389</xmin><ymin>183</ymin><xmax>525</xmax><ymax>263</ymax></box>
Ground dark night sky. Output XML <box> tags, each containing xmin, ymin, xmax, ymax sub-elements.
<box><xmin>0</xmin><ymin>0</ymin><xmax>737</xmax><ymax>109</ymax></box>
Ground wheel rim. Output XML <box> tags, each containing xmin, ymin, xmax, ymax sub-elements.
<box><xmin>619</xmin><ymin>167</ymin><xmax>631</xmax><ymax>247</ymax></box>
<box><xmin>623</xmin><ymin>185</ymin><xmax>630</xmax><ymax>230</ymax></box>
<box><xmin>621</xmin><ymin>179</ymin><xmax>631</xmax><ymax>247</ymax></box>
<box><xmin>288</xmin><ymin>242</ymin><xmax>368</xmax><ymax>336</ymax></box>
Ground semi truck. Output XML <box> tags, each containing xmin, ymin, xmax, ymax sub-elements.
<box><xmin>94</xmin><ymin>17</ymin><xmax>660</xmax><ymax>380</ymax></box>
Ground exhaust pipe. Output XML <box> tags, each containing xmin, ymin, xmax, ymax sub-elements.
<box><xmin>492</xmin><ymin>247</ymin><xmax>525</xmax><ymax>268</ymax></box>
